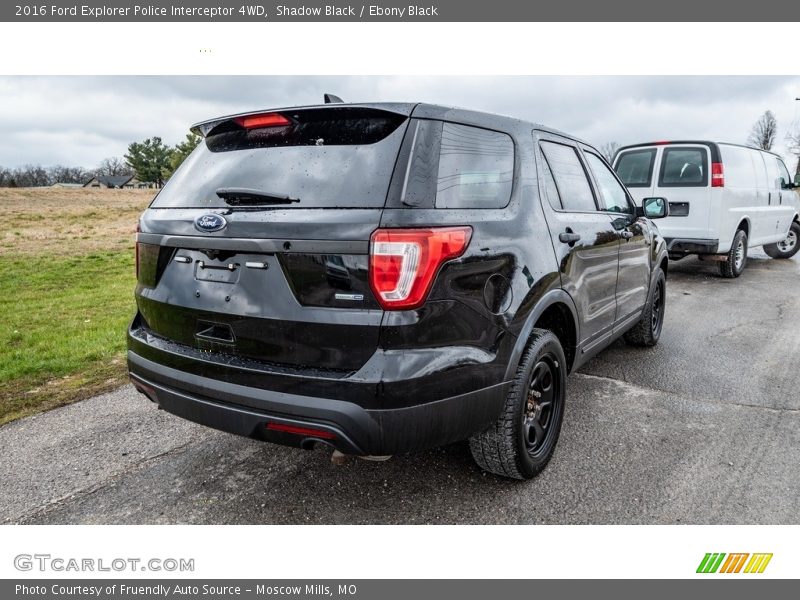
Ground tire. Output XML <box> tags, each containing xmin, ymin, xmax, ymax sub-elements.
<box><xmin>469</xmin><ymin>328</ymin><xmax>567</xmax><ymax>480</ymax></box>
<box><xmin>624</xmin><ymin>269</ymin><xmax>666</xmax><ymax>347</ymax></box>
<box><xmin>764</xmin><ymin>221</ymin><xmax>800</xmax><ymax>259</ymax></box>
<box><xmin>718</xmin><ymin>229</ymin><xmax>748</xmax><ymax>278</ymax></box>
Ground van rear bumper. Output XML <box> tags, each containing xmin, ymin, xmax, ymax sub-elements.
<box><xmin>127</xmin><ymin>350</ymin><xmax>509</xmax><ymax>456</ymax></box>
<box><xmin>665</xmin><ymin>238</ymin><xmax>719</xmax><ymax>255</ymax></box>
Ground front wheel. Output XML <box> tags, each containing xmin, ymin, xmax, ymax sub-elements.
<box><xmin>624</xmin><ymin>268</ymin><xmax>666</xmax><ymax>347</ymax></box>
<box><xmin>764</xmin><ymin>221</ymin><xmax>800</xmax><ymax>259</ymax></box>
<box><xmin>469</xmin><ymin>329</ymin><xmax>567</xmax><ymax>480</ymax></box>
<box><xmin>718</xmin><ymin>229</ymin><xmax>748</xmax><ymax>278</ymax></box>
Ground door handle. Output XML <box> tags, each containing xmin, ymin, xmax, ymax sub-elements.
<box><xmin>620</xmin><ymin>230</ymin><xmax>634</xmax><ymax>240</ymax></box>
<box><xmin>559</xmin><ymin>231</ymin><xmax>581</xmax><ymax>244</ymax></box>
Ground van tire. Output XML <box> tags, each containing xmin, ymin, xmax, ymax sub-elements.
<box><xmin>718</xmin><ymin>229</ymin><xmax>748</xmax><ymax>278</ymax></box>
<box><xmin>764</xmin><ymin>221</ymin><xmax>800</xmax><ymax>259</ymax></box>
<box><xmin>624</xmin><ymin>269</ymin><xmax>666</xmax><ymax>347</ymax></box>
<box><xmin>469</xmin><ymin>328</ymin><xmax>566</xmax><ymax>480</ymax></box>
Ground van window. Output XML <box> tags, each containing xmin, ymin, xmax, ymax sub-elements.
<box><xmin>586</xmin><ymin>153</ymin><xmax>632</xmax><ymax>214</ymax></box>
<box><xmin>435</xmin><ymin>123</ymin><xmax>514</xmax><ymax>209</ymax></box>
<box><xmin>764</xmin><ymin>153</ymin><xmax>782</xmax><ymax>191</ymax></box>
<box><xmin>540</xmin><ymin>141</ymin><xmax>597</xmax><ymax>212</ymax></box>
<box><xmin>751</xmin><ymin>151</ymin><xmax>768</xmax><ymax>189</ymax></box>
<box><xmin>720</xmin><ymin>145</ymin><xmax>755</xmax><ymax>188</ymax></box>
<box><xmin>615</xmin><ymin>149</ymin><xmax>656</xmax><ymax>187</ymax></box>
<box><xmin>776</xmin><ymin>158</ymin><xmax>793</xmax><ymax>189</ymax></box>
<box><xmin>659</xmin><ymin>147</ymin><xmax>707</xmax><ymax>187</ymax></box>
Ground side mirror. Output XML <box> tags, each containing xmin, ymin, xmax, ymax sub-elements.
<box><xmin>639</xmin><ymin>197</ymin><xmax>669</xmax><ymax>219</ymax></box>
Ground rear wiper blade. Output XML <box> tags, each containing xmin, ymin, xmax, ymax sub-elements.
<box><xmin>216</xmin><ymin>187</ymin><xmax>300</xmax><ymax>206</ymax></box>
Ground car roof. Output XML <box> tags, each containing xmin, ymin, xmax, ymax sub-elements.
<box><xmin>191</xmin><ymin>101</ymin><xmax>585</xmax><ymax>144</ymax></box>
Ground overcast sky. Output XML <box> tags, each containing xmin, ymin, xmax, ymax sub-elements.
<box><xmin>1</xmin><ymin>75</ymin><xmax>798</xmax><ymax>169</ymax></box>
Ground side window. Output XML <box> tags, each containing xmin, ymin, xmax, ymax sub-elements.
<box><xmin>659</xmin><ymin>147</ymin><xmax>708</xmax><ymax>187</ymax></box>
<box><xmin>615</xmin><ymin>149</ymin><xmax>656</xmax><ymax>187</ymax></box>
<box><xmin>721</xmin><ymin>145</ymin><xmax>755</xmax><ymax>188</ymax></box>
<box><xmin>585</xmin><ymin>152</ymin><xmax>632</xmax><ymax>214</ymax></box>
<box><xmin>776</xmin><ymin>158</ymin><xmax>793</xmax><ymax>189</ymax></box>
<box><xmin>435</xmin><ymin>123</ymin><xmax>514</xmax><ymax>209</ymax></box>
<box><xmin>540</xmin><ymin>154</ymin><xmax>563</xmax><ymax>210</ymax></box>
<box><xmin>763</xmin><ymin>153</ymin><xmax>781</xmax><ymax>190</ymax></box>
<box><xmin>540</xmin><ymin>141</ymin><xmax>597</xmax><ymax>212</ymax></box>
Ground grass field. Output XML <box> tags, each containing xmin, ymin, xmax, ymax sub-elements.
<box><xmin>0</xmin><ymin>187</ymin><xmax>153</xmax><ymax>425</ymax></box>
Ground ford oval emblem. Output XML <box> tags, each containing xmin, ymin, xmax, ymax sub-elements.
<box><xmin>194</xmin><ymin>213</ymin><xmax>227</xmax><ymax>233</ymax></box>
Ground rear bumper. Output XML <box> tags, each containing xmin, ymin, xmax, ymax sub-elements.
<box><xmin>665</xmin><ymin>238</ymin><xmax>719</xmax><ymax>255</ymax></box>
<box><xmin>127</xmin><ymin>349</ymin><xmax>510</xmax><ymax>456</ymax></box>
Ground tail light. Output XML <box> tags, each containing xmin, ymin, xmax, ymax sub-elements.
<box><xmin>234</xmin><ymin>112</ymin><xmax>291</xmax><ymax>129</ymax></box>
<box><xmin>711</xmin><ymin>162</ymin><xmax>725</xmax><ymax>187</ymax></box>
<box><xmin>369</xmin><ymin>226</ymin><xmax>472</xmax><ymax>310</ymax></box>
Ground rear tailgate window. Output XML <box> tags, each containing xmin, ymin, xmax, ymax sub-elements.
<box><xmin>659</xmin><ymin>147</ymin><xmax>708</xmax><ymax>187</ymax></box>
<box><xmin>151</xmin><ymin>107</ymin><xmax>408</xmax><ymax>209</ymax></box>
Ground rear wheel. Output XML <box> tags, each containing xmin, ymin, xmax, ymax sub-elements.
<box><xmin>764</xmin><ymin>221</ymin><xmax>800</xmax><ymax>259</ymax></box>
<box><xmin>718</xmin><ymin>229</ymin><xmax>748</xmax><ymax>278</ymax></box>
<box><xmin>624</xmin><ymin>269</ymin><xmax>666</xmax><ymax>347</ymax></box>
<box><xmin>469</xmin><ymin>329</ymin><xmax>566</xmax><ymax>480</ymax></box>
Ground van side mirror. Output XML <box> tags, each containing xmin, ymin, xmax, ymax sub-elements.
<box><xmin>637</xmin><ymin>197</ymin><xmax>669</xmax><ymax>219</ymax></box>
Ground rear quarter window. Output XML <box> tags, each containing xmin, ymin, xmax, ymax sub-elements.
<box><xmin>615</xmin><ymin>149</ymin><xmax>656</xmax><ymax>187</ymax></box>
<box><xmin>397</xmin><ymin>120</ymin><xmax>515</xmax><ymax>209</ymax></box>
<box><xmin>435</xmin><ymin>123</ymin><xmax>514</xmax><ymax>209</ymax></box>
<box><xmin>659</xmin><ymin>147</ymin><xmax>708</xmax><ymax>187</ymax></box>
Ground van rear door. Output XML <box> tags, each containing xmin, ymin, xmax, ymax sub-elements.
<box><xmin>651</xmin><ymin>144</ymin><xmax>714</xmax><ymax>242</ymax></box>
<box><xmin>134</xmin><ymin>105</ymin><xmax>412</xmax><ymax>373</ymax></box>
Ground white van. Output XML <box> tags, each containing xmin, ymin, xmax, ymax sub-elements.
<box><xmin>613</xmin><ymin>141</ymin><xmax>800</xmax><ymax>277</ymax></box>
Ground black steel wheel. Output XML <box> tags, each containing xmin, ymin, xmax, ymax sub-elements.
<box><xmin>469</xmin><ymin>328</ymin><xmax>567</xmax><ymax>480</ymax></box>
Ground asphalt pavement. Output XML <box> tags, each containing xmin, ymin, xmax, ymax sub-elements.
<box><xmin>2</xmin><ymin>250</ymin><xmax>799</xmax><ymax>524</ymax></box>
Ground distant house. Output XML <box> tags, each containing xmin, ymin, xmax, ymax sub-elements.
<box><xmin>83</xmin><ymin>175</ymin><xmax>155</xmax><ymax>189</ymax></box>
<box><xmin>51</xmin><ymin>182</ymin><xmax>83</xmax><ymax>188</ymax></box>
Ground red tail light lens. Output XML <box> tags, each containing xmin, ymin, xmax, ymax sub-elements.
<box><xmin>369</xmin><ymin>226</ymin><xmax>472</xmax><ymax>310</ymax></box>
<box><xmin>711</xmin><ymin>162</ymin><xmax>724</xmax><ymax>187</ymax></box>
<box><xmin>234</xmin><ymin>112</ymin><xmax>292</xmax><ymax>129</ymax></box>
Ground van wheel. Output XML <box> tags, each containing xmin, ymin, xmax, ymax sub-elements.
<box><xmin>764</xmin><ymin>221</ymin><xmax>800</xmax><ymax>259</ymax></box>
<box><xmin>469</xmin><ymin>328</ymin><xmax>566</xmax><ymax>480</ymax></box>
<box><xmin>718</xmin><ymin>229</ymin><xmax>748</xmax><ymax>278</ymax></box>
<box><xmin>624</xmin><ymin>269</ymin><xmax>666</xmax><ymax>347</ymax></box>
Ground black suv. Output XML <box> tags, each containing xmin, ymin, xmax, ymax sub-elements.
<box><xmin>128</xmin><ymin>101</ymin><xmax>669</xmax><ymax>479</ymax></box>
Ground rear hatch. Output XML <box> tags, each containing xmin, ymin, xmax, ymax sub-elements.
<box><xmin>135</xmin><ymin>104</ymin><xmax>412</xmax><ymax>373</ymax></box>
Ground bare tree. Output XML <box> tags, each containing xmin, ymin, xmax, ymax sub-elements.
<box><xmin>49</xmin><ymin>165</ymin><xmax>91</xmax><ymax>184</ymax></box>
<box><xmin>747</xmin><ymin>110</ymin><xmax>778</xmax><ymax>151</ymax></box>
<box><xmin>9</xmin><ymin>164</ymin><xmax>50</xmax><ymax>187</ymax></box>
<box><xmin>600</xmin><ymin>142</ymin><xmax>621</xmax><ymax>163</ymax></box>
<box><xmin>96</xmin><ymin>156</ymin><xmax>133</xmax><ymax>177</ymax></box>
